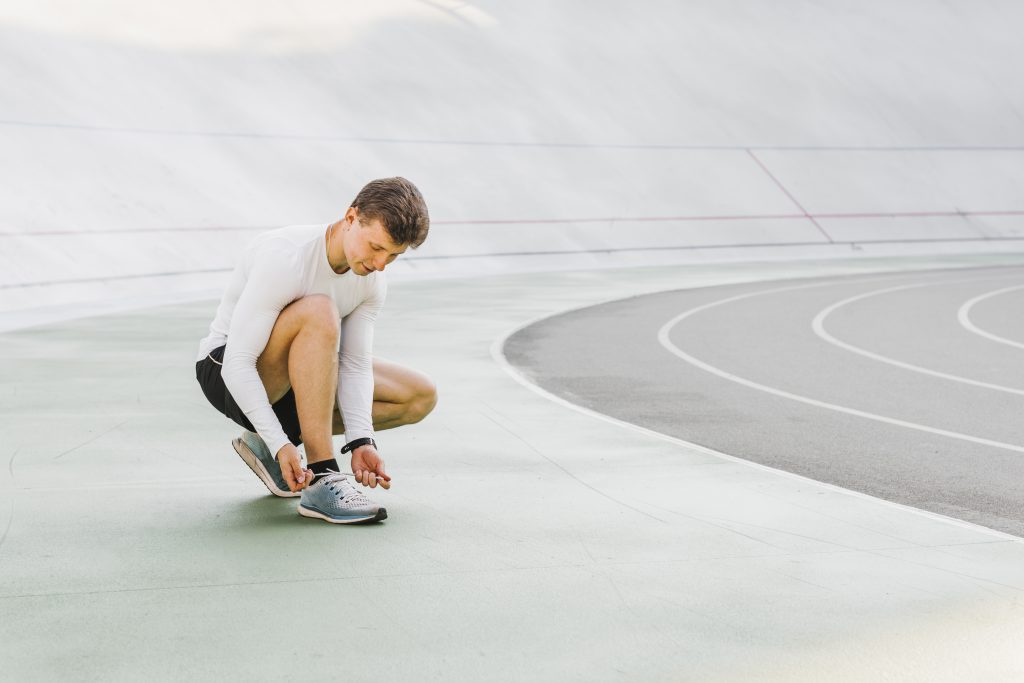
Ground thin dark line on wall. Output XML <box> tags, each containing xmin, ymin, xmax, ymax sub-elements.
<box><xmin>2</xmin><ymin>209</ymin><xmax>1022</xmax><ymax>237</ymax></box>
<box><xmin>2</xmin><ymin>119</ymin><xmax>1023</xmax><ymax>152</ymax></box>
<box><xmin>0</xmin><ymin>268</ymin><xmax>231</xmax><ymax>289</ymax></box>
<box><xmin>4</xmin><ymin>237</ymin><xmax>1024</xmax><ymax>289</ymax></box>
<box><xmin>746</xmin><ymin>149</ymin><xmax>834</xmax><ymax>243</ymax></box>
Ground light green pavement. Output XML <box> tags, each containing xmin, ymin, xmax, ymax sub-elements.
<box><xmin>2</xmin><ymin>257</ymin><xmax>1023</xmax><ymax>681</ymax></box>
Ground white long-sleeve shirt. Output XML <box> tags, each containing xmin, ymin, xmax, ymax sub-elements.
<box><xmin>197</xmin><ymin>224</ymin><xmax>385</xmax><ymax>457</ymax></box>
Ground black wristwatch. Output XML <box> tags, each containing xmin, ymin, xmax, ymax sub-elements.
<box><xmin>341</xmin><ymin>437</ymin><xmax>376</xmax><ymax>454</ymax></box>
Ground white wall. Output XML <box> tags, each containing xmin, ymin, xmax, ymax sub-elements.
<box><xmin>2</xmin><ymin>0</ymin><xmax>1023</xmax><ymax>318</ymax></box>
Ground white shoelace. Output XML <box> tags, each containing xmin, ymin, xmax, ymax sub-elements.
<box><xmin>311</xmin><ymin>467</ymin><xmax>387</xmax><ymax>489</ymax></box>
<box><xmin>315</xmin><ymin>470</ymin><xmax>368</xmax><ymax>501</ymax></box>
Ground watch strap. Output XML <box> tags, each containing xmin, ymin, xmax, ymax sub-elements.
<box><xmin>341</xmin><ymin>437</ymin><xmax>376</xmax><ymax>454</ymax></box>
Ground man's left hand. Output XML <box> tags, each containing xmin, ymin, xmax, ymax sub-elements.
<box><xmin>351</xmin><ymin>444</ymin><xmax>391</xmax><ymax>489</ymax></box>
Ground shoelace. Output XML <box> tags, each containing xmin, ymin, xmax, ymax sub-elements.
<box><xmin>311</xmin><ymin>466</ymin><xmax>389</xmax><ymax>489</ymax></box>
<box><xmin>313</xmin><ymin>467</ymin><xmax>360</xmax><ymax>478</ymax></box>
<box><xmin>317</xmin><ymin>470</ymin><xmax>369</xmax><ymax>502</ymax></box>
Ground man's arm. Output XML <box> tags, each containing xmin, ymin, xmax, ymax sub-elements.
<box><xmin>337</xmin><ymin>276</ymin><xmax>387</xmax><ymax>485</ymax></box>
<box><xmin>221</xmin><ymin>251</ymin><xmax>300</xmax><ymax>458</ymax></box>
<box><xmin>337</xmin><ymin>275</ymin><xmax>385</xmax><ymax>441</ymax></box>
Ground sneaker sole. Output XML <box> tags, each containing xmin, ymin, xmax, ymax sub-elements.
<box><xmin>232</xmin><ymin>438</ymin><xmax>300</xmax><ymax>498</ymax></box>
<box><xmin>298</xmin><ymin>504</ymin><xmax>388</xmax><ymax>524</ymax></box>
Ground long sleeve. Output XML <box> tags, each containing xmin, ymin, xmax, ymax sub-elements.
<box><xmin>336</xmin><ymin>274</ymin><xmax>386</xmax><ymax>442</ymax></box>
<box><xmin>221</xmin><ymin>249</ymin><xmax>301</xmax><ymax>457</ymax></box>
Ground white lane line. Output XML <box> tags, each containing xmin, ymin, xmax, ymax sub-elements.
<box><xmin>958</xmin><ymin>284</ymin><xmax>1024</xmax><ymax>351</ymax></box>
<box><xmin>812</xmin><ymin>279</ymin><xmax>1024</xmax><ymax>396</ymax></box>
<box><xmin>657</xmin><ymin>280</ymin><xmax>1024</xmax><ymax>456</ymax></box>
<box><xmin>491</xmin><ymin>272</ymin><xmax>1023</xmax><ymax>543</ymax></box>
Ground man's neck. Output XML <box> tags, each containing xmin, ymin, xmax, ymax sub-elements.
<box><xmin>326</xmin><ymin>221</ymin><xmax>350</xmax><ymax>274</ymax></box>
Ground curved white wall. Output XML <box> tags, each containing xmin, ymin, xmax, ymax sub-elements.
<box><xmin>3</xmin><ymin>0</ymin><xmax>1024</xmax><ymax>320</ymax></box>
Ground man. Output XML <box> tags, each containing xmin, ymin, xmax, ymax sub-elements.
<box><xmin>195</xmin><ymin>177</ymin><xmax>437</xmax><ymax>524</ymax></box>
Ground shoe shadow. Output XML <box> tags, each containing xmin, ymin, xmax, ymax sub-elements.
<box><xmin>223</xmin><ymin>495</ymin><xmax>302</xmax><ymax>529</ymax></box>
<box><xmin>224</xmin><ymin>495</ymin><xmax>386</xmax><ymax>531</ymax></box>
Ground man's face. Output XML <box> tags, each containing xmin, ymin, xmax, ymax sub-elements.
<box><xmin>345</xmin><ymin>214</ymin><xmax>407</xmax><ymax>275</ymax></box>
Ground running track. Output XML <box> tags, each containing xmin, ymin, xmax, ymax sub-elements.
<box><xmin>504</xmin><ymin>265</ymin><xmax>1024</xmax><ymax>536</ymax></box>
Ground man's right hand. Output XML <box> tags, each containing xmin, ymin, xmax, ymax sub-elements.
<box><xmin>277</xmin><ymin>443</ymin><xmax>314</xmax><ymax>493</ymax></box>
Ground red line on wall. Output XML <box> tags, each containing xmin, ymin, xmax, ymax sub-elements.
<box><xmin>2</xmin><ymin>210</ymin><xmax>1023</xmax><ymax>237</ymax></box>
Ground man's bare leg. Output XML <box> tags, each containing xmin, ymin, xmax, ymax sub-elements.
<box><xmin>255</xmin><ymin>295</ymin><xmax>339</xmax><ymax>465</ymax></box>
<box><xmin>331</xmin><ymin>359</ymin><xmax>438</xmax><ymax>435</ymax></box>
<box><xmin>255</xmin><ymin>295</ymin><xmax>438</xmax><ymax>460</ymax></box>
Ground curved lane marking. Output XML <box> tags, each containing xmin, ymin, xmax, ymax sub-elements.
<box><xmin>492</xmin><ymin>269</ymin><xmax>1023</xmax><ymax>542</ymax></box>
<box><xmin>657</xmin><ymin>280</ymin><xmax>1024</xmax><ymax>456</ymax></box>
<box><xmin>958</xmin><ymin>284</ymin><xmax>1024</xmax><ymax>351</ymax></box>
<box><xmin>813</xmin><ymin>279</ymin><xmax>1024</xmax><ymax>396</ymax></box>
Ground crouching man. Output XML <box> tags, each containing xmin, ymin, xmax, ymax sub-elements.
<box><xmin>195</xmin><ymin>177</ymin><xmax>437</xmax><ymax>524</ymax></box>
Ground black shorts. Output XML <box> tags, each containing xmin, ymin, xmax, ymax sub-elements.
<box><xmin>195</xmin><ymin>345</ymin><xmax>303</xmax><ymax>446</ymax></box>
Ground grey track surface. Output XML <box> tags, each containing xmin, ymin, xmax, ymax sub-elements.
<box><xmin>505</xmin><ymin>265</ymin><xmax>1024</xmax><ymax>537</ymax></box>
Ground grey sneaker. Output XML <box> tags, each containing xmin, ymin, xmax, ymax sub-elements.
<box><xmin>298</xmin><ymin>472</ymin><xmax>387</xmax><ymax>524</ymax></box>
<box><xmin>231</xmin><ymin>430</ymin><xmax>300</xmax><ymax>498</ymax></box>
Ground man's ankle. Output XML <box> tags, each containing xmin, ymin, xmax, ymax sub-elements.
<box><xmin>309</xmin><ymin>458</ymin><xmax>340</xmax><ymax>484</ymax></box>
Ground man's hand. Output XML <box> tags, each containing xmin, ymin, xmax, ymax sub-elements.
<box><xmin>277</xmin><ymin>443</ymin><xmax>314</xmax><ymax>493</ymax></box>
<box><xmin>351</xmin><ymin>444</ymin><xmax>391</xmax><ymax>489</ymax></box>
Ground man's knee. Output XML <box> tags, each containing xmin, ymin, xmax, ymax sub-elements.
<box><xmin>409</xmin><ymin>377</ymin><xmax>438</xmax><ymax>423</ymax></box>
<box><xmin>290</xmin><ymin>295</ymin><xmax>339</xmax><ymax>336</ymax></box>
